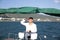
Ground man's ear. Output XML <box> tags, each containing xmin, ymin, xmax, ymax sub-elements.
<box><xmin>32</xmin><ymin>20</ymin><xmax>33</xmax><ymax>21</ymax></box>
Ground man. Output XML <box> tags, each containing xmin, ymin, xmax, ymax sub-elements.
<box><xmin>20</xmin><ymin>17</ymin><xmax>37</xmax><ymax>40</ymax></box>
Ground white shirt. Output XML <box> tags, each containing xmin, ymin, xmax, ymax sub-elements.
<box><xmin>20</xmin><ymin>19</ymin><xmax>37</xmax><ymax>32</ymax></box>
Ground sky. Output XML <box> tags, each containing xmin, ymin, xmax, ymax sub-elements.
<box><xmin>0</xmin><ymin>0</ymin><xmax>60</xmax><ymax>9</ymax></box>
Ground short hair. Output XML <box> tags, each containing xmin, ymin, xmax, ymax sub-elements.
<box><xmin>28</xmin><ymin>17</ymin><xmax>33</xmax><ymax>20</ymax></box>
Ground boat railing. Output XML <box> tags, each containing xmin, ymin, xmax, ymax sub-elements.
<box><xmin>7</xmin><ymin>32</ymin><xmax>47</xmax><ymax>40</ymax></box>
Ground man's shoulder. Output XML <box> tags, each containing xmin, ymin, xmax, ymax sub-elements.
<box><xmin>33</xmin><ymin>23</ymin><xmax>36</xmax><ymax>26</ymax></box>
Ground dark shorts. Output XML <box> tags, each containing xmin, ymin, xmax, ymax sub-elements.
<box><xmin>25</xmin><ymin>32</ymin><xmax>37</xmax><ymax>40</ymax></box>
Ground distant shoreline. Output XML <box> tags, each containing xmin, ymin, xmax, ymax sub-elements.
<box><xmin>0</xmin><ymin>18</ymin><xmax>60</xmax><ymax>22</ymax></box>
<box><xmin>0</xmin><ymin>14</ymin><xmax>60</xmax><ymax>22</ymax></box>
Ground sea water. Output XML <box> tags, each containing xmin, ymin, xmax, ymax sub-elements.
<box><xmin>0</xmin><ymin>22</ymin><xmax>60</xmax><ymax>40</ymax></box>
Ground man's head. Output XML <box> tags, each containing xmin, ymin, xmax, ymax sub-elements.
<box><xmin>28</xmin><ymin>17</ymin><xmax>33</xmax><ymax>23</ymax></box>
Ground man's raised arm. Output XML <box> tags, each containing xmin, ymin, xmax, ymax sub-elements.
<box><xmin>20</xmin><ymin>19</ymin><xmax>27</xmax><ymax>26</ymax></box>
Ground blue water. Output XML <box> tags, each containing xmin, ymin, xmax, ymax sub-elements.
<box><xmin>0</xmin><ymin>22</ymin><xmax>60</xmax><ymax>40</ymax></box>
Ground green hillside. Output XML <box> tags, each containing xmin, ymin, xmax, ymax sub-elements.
<box><xmin>0</xmin><ymin>7</ymin><xmax>60</xmax><ymax>14</ymax></box>
<box><xmin>40</xmin><ymin>8</ymin><xmax>60</xmax><ymax>14</ymax></box>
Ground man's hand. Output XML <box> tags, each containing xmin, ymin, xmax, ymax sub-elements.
<box><xmin>27</xmin><ymin>30</ymin><xmax>31</xmax><ymax>32</ymax></box>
